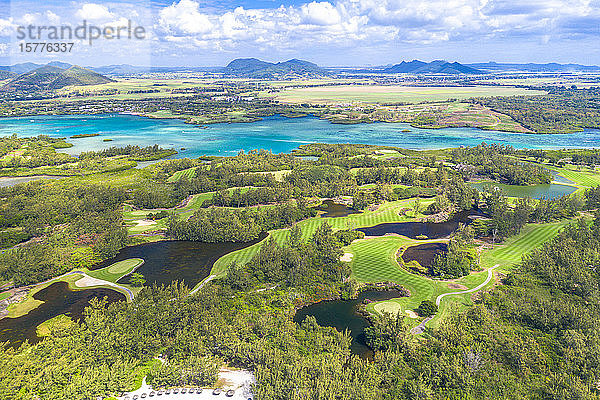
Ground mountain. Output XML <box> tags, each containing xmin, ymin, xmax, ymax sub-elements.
<box><xmin>47</xmin><ymin>61</ymin><xmax>73</xmax><ymax>70</ymax></box>
<box><xmin>0</xmin><ymin>70</ymin><xmax>15</xmax><ymax>80</ymax></box>
<box><xmin>382</xmin><ymin>60</ymin><xmax>483</xmax><ymax>74</ymax></box>
<box><xmin>1</xmin><ymin>65</ymin><xmax>115</xmax><ymax>92</ymax></box>
<box><xmin>222</xmin><ymin>58</ymin><xmax>326</xmax><ymax>78</ymax></box>
<box><xmin>466</xmin><ymin>62</ymin><xmax>600</xmax><ymax>73</ymax></box>
<box><xmin>0</xmin><ymin>62</ymin><xmax>42</xmax><ymax>74</ymax></box>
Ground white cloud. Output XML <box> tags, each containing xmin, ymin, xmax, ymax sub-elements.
<box><xmin>0</xmin><ymin>18</ymin><xmax>15</xmax><ymax>37</ymax></box>
<box><xmin>301</xmin><ymin>2</ymin><xmax>342</xmax><ymax>25</ymax></box>
<box><xmin>159</xmin><ymin>0</ymin><xmax>213</xmax><ymax>34</ymax></box>
<box><xmin>75</xmin><ymin>4</ymin><xmax>115</xmax><ymax>21</ymax></box>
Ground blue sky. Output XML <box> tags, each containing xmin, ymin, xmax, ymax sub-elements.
<box><xmin>1</xmin><ymin>0</ymin><xmax>600</xmax><ymax>67</ymax></box>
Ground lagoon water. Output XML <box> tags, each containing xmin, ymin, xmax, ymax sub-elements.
<box><xmin>470</xmin><ymin>182</ymin><xmax>577</xmax><ymax>200</ymax></box>
<box><xmin>1</xmin><ymin>114</ymin><xmax>599</xmax><ymax>158</ymax></box>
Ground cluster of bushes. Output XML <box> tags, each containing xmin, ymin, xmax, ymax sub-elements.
<box><xmin>167</xmin><ymin>201</ymin><xmax>316</xmax><ymax>242</ymax></box>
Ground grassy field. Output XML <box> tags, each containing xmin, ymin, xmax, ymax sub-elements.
<box><xmin>480</xmin><ymin>221</ymin><xmax>569</xmax><ymax>271</ymax></box>
<box><xmin>87</xmin><ymin>258</ymin><xmax>144</xmax><ymax>283</ymax></box>
<box><xmin>210</xmin><ymin>198</ymin><xmax>432</xmax><ymax>277</ymax></box>
<box><xmin>271</xmin><ymin>85</ymin><xmax>546</xmax><ymax>104</ymax></box>
<box><xmin>167</xmin><ymin>166</ymin><xmax>199</xmax><ymax>182</ymax></box>
<box><xmin>545</xmin><ymin>165</ymin><xmax>600</xmax><ymax>188</ymax></box>
<box><xmin>346</xmin><ymin>236</ymin><xmax>493</xmax><ymax>328</ymax></box>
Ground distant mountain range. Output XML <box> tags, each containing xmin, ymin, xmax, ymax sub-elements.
<box><xmin>1</xmin><ymin>65</ymin><xmax>115</xmax><ymax>92</ymax></box>
<box><xmin>465</xmin><ymin>62</ymin><xmax>600</xmax><ymax>73</ymax></box>
<box><xmin>380</xmin><ymin>60</ymin><xmax>483</xmax><ymax>74</ymax></box>
<box><xmin>2</xmin><ymin>59</ymin><xmax>600</xmax><ymax>85</ymax></box>
<box><xmin>222</xmin><ymin>58</ymin><xmax>326</xmax><ymax>78</ymax></box>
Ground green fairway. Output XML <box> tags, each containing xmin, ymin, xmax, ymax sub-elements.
<box><xmin>346</xmin><ymin>236</ymin><xmax>494</xmax><ymax>328</ymax></box>
<box><xmin>167</xmin><ymin>166</ymin><xmax>199</xmax><ymax>182</ymax></box>
<box><xmin>480</xmin><ymin>221</ymin><xmax>569</xmax><ymax>271</ymax></box>
<box><xmin>546</xmin><ymin>165</ymin><xmax>600</xmax><ymax>187</ymax></box>
<box><xmin>87</xmin><ymin>258</ymin><xmax>144</xmax><ymax>283</ymax></box>
<box><xmin>211</xmin><ymin>197</ymin><xmax>430</xmax><ymax>276</ymax></box>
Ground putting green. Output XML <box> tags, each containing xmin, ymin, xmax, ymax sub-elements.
<box><xmin>108</xmin><ymin>258</ymin><xmax>144</xmax><ymax>274</ymax></box>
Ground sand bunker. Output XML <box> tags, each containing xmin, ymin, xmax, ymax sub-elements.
<box><xmin>340</xmin><ymin>253</ymin><xmax>354</xmax><ymax>262</ymax></box>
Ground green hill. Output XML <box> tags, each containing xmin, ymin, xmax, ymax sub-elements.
<box><xmin>223</xmin><ymin>58</ymin><xmax>326</xmax><ymax>78</ymax></box>
<box><xmin>2</xmin><ymin>64</ymin><xmax>115</xmax><ymax>92</ymax></box>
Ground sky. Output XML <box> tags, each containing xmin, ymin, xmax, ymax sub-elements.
<box><xmin>1</xmin><ymin>0</ymin><xmax>600</xmax><ymax>67</ymax></box>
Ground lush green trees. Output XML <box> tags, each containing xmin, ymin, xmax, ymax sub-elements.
<box><xmin>431</xmin><ymin>226</ymin><xmax>477</xmax><ymax>278</ymax></box>
<box><xmin>167</xmin><ymin>202</ymin><xmax>316</xmax><ymax>242</ymax></box>
<box><xmin>416</xmin><ymin>300</ymin><xmax>438</xmax><ymax>317</ymax></box>
<box><xmin>451</xmin><ymin>143</ymin><xmax>552</xmax><ymax>184</ymax></box>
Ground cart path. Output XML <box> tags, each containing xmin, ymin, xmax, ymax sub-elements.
<box><xmin>436</xmin><ymin>264</ymin><xmax>499</xmax><ymax>306</ymax></box>
<box><xmin>411</xmin><ymin>264</ymin><xmax>499</xmax><ymax>335</ymax></box>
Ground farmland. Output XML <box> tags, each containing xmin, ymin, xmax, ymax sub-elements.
<box><xmin>270</xmin><ymin>84</ymin><xmax>546</xmax><ymax>104</ymax></box>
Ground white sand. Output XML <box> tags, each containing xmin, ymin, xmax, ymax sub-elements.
<box><xmin>340</xmin><ymin>253</ymin><xmax>354</xmax><ymax>262</ymax></box>
<box><xmin>119</xmin><ymin>368</ymin><xmax>255</xmax><ymax>400</ymax></box>
<box><xmin>136</xmin><ymin>219</ymin><xmax>157</xmax><ymax>227</ymax></box>
<box><xmin>405</xmin><ymin>310</ymin><xmax>418</xmax><ymax>319</ymax></box>
<box><xmin>74</xmin><ymin>276</ymin><xmax>111</xmax><ymax>288</ymax></box>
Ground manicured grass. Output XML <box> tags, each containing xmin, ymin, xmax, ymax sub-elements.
<box><xmin>87</xmin><ymin>258</ymin><xmax>144</xmax><ymax>283</ymax></box>
<box><xmin>480</xmin><ymin>221</ymin><xmax>569</xmax><ymax>272</ymax></box>
<box><xmin>168</xmin><ymin>166</ymin><xmax>199</xmax><ymax>182</ymax></box>
<box><xmin>545</xmin><ymin>165</ymin><xmax>600</xmax><ymax>187</ymax></box>
<box><xmin>211</xmin><ymin>198</ymin><xmax>430</xmax><ymax>276</ymax></box>
<box><xmin>347</xmin><ymin>236</ymin><xmax>493</xmax><ymax>328</ymax></box>
<box><xmin>0</xmin><ymin>291</ymin><xmax>10</xmax><ymax>301</ymax></box>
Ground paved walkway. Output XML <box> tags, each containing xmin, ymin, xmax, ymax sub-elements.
<box><xmin>435</xmin><ymin>264</ymin><xmax>499</xmax><ymax>307</ymax></box>
<box><xmin>411</xmin><ymin>264</ymin><xmax>499</xmax><ymax>335</ymax></box>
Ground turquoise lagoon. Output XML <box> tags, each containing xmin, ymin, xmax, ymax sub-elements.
<box><xmin>0</xmin><ymin>114</ymin><xmax>599</xmax><ymax>158</ymax></box>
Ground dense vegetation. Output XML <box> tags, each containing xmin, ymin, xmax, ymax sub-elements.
<box><xmin>3</xmin><ymin>214</ymin><xmax>600</xmax><ymax>399</ymax></box>
<box><xmin>475</xmin><ymin>87</ymin><xmax>600</xmax><ymax>133</ymax></box>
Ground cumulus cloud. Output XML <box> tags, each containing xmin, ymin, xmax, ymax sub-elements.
<box><xmin>159</xmin><ymin>0</ymin><xmax>213</xmax><ymax>34</ymax></box>
<box><xmin>301</xmin><ymin>2</ymin><xmax>342</xmax><ymax>26</ymax></box>
<box><xmin>0</xmin><ymin>18</ymin><xmax>15</xmax><ymax>37</ymax></box>
<box><xmin>75</xmin><ymin>3</ymin><xmax>115</xmax><ymax>21</ymax></box>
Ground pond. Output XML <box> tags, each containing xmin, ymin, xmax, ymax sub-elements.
<box><xmin>470</xmin><ymin>182</ymin><xmax>577</xmax><ymax>200</ymax></box>
<box><xmin>1</xmin><ymin>115</ymin><xmax>600</xmax><ymax>159</ymax></box>
<box><xmin>316</xmin><ymin>199</ymin><xmax>361</xmax><ymax>218</ymax></box>
<box><xmin>0</xmin><ymin>281</ymin><xmax>125</xmax><ymax>347</ymax></box>
<box><xmin>401</xmin><ymin>242</ymin><xmax>448</xmax><ymax>267</ymax></box>
<box><xmin>294</xmin><ymin>290</ymin><xmax>405</xmax><ymax>359</ymax></box>
<box><xmin>357</xmin><ymin>209</ymin><xmax>481</xmax><ymax>239</ymax></box>
<box><xmin>92</xmin><ymin>236</ymin><xmax>267</xmax><ymax>288</ymax></box>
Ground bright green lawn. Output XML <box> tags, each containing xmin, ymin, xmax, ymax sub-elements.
<box><xmin>480</xmin><ymin>221</ymin><xmax>569</xmax><ymax>272</ymax></box>
<box><xmin>545</xmin><ymin>165</ymin><xmax>600</xmax><ymax>187</ymax></box>
<box><xmin>210</xmin><ymin>198</ymin><xmax>431</xmax><ymax>276</ymax></box>
<box><xmin>87</xmin><ymin>258</ymin><xmax>144</xmax><ymax>283</ymax></box>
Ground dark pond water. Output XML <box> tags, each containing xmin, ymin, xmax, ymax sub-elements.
<box><xmin>401</xmin><ymin>242</ymin><xmax>448</xmax><ymax>267</ymax></box>
<box><xmin>92</xmin><ymin>236</ymin><xmax>266</xmax><ymax>288</ymax></box>
<box><xmin>357</xmin><ymin>209</ymin><xmax>481</xmax><ymax>239</ymax></box>
<box><xmin>0</xmin><ymin>281</ymin><xmax>125</xmax><ymax>347</ymax></box>
<box><xmin>294</xmin><ymin>290</ymin><xmax>404</xmax><ymax>359</ymax></box>
<box><xmin>316</xmin><ymin>200</ymin><xmax>361</xmax><ymax>218</ymax></box>
<box><xmin>470</xmin><ymin>181</ymin><xmax>577</xmax><ymax>200</ymax></box>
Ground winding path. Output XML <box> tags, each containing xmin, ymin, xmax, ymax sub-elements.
<box><xmin>411</xmin><ymin>264</ymin><xmax>499</xmax><ymax>335</ymax></box>
<box><xmin>189</xmin><ymin>275</ymin><xmax>217</xmax><ymax>295</ymax></box>
<box><xmin>435</xmin><ymin>264</ymin><xmax>499</xmax><ymax>307</ymax></box>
